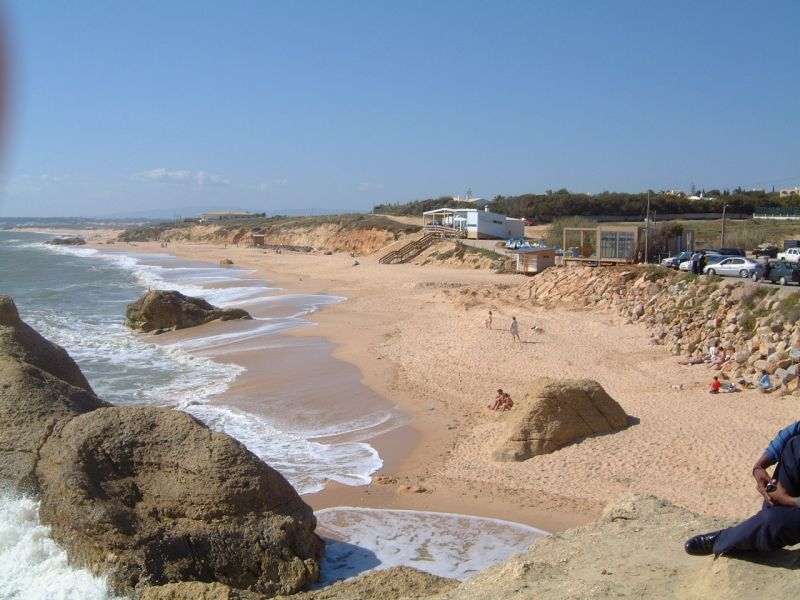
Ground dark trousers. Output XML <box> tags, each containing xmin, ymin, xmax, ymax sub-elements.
<box><xmin>714</xmin><ymin>436</ymin><xmax>800</xmax><ymax>553</ymax></box>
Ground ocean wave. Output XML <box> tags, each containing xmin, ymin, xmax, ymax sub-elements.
<box><xmin>315</xmin><ymin>508</ymin><xmax>548</xmax><ymax>584</ymax></box>
<box><xmin>0</xmin><ymin>494</ymin><xmax>121</xmax><ymax>600</ymax></box>
<box><xmin>180</xmin><ymin>404</ymin><xmax>383</xmax><ymax>495</ymax></box>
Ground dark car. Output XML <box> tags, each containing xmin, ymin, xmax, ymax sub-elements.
<box><xmin>716</xmin><ymin>248</ymin><xmax>746</xmax><ymax>257</ymax></box>
<box><xmin>763</xmin><ymin>260</ymin><xmax>800</xmax><ymax>286</ymax></box>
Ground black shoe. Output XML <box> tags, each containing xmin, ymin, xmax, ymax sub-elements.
<box><xmin>684</xmin><ymin>531</ymin><xmax>722</xmax><ymax>556</ymax></box>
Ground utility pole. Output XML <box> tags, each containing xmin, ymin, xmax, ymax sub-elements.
<box><xmin>720</xmin><ymin>203</ymin><xmax>729</xmax><ymax>247</ymax></box>
<box><xmin>644</xmin><ymin>191</ymin><xmax>650</xmax><ymax>263</ymax></box>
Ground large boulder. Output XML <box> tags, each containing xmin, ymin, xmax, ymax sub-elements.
<box><xmin>36</xmin><ymin>406</ymin><xmax>323</xmax><ymax>597</ymax></box>
<box><xmin>0</xmin><ymin>295</ymin><xmax>107</xmax><ymax>489</ymax></box>
<box><xmin>0</xmin><ymin>294</ymin><xmax>94</xmax><ymax>392</ymax></box>
<box><xmin>126</xmin><ymin>290</ymin><xmax>252</xmax><ymax>333</ymax></box>
<box><xmin>493</xmin><ymin>378</ymin><xmax>628</xmax><ymax>462</ymax></box>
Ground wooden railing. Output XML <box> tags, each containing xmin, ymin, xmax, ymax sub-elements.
<box><xmin>424</xmin><ymin>224</ymin><xmax>467</xmax><ymax>238</ymax></box>
<box><xmin>379</xmin><ymin>232</ymin><xmax>439</xmax><ymax>265</ymax></box>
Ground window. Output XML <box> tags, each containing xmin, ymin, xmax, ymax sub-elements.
<box><xmin>600</xmin><ymin>231</ymin><xmax>634</xmax><ymax>259</ymax></box>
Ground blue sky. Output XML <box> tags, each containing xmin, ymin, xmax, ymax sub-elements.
<box><xmin>0</xmin><ymin>1</ymin><xmax>798</xmax><ymax>217</ymax></box>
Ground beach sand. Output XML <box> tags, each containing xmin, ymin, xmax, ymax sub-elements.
<box><xmin>90</xmin><ymin>236</ymin><xmax>800</xmax><ymax>532</ymax></box>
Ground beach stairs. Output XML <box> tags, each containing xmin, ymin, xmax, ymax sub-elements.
<box><xmin>379</xmin><ymin>232</ymin><xmax>439</xmax><ymax>265</ymax></box>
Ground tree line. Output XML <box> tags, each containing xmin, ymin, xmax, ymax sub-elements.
<box><xmin>374</xmin><ymin>189</ymin><xmax>800</xmax><ymax>220</ymax></box>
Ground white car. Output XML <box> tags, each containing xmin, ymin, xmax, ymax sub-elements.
<box><xmin>703</xmin><ymin>256</ymin><xmax>763</xmax><ymax>278</ymax></box>
<box><xmin>776</xmin><ymin>247</ymin><xmax>800</xmax><ymax>263</ymax></box>
<box><xmin>678</xmin><ymin>253</ymin><xmax>723</xmax><ymax>271</ymax></box>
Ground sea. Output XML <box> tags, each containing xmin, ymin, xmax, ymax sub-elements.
<box><xmin>0</xmin><ymin>230</ymin><xmax>546</xmax><ymax>598</ymax></box>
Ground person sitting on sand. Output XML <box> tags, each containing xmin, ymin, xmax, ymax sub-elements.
<box><xmin>709</xmin><ymin>376</ymin><xmax>721</xmax><ymax>394</ymax></box>
<box><xmin>501</xmin><ymin>393</ymin><xmax>514</xmax><ymax>411</ymax></box>
<box><xmin>685</xmin><ymin>420</ymin><xmax>800</xmax><ymax>555</ymax></box>
<box><xmin>489</xmin><ymin>388</ymin><xmax>505</xmax><ymax>410</ymax></box>
<box><xmin>510</xmin><ymin>316</ymin><xmax>520</xmax><ymax>343</ymax></box>
<box><xmin>757</xmin><ymin>370</ymin><xmax>773</xmax><ymax>392</ymax></box>
<box><xmin>708</xmin><ymin>348</ymin><xmax>729</xmax><ymax>369</ymax></box>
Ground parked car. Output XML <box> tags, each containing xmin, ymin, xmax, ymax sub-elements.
<box><xmin>716</xmin><ymin>248</ymin><xmax>746</xmax><ymax>257</ymax></box>
<box><xmin>776</xmin><ymin>247</ymin><xmax>800</xmax><ymax>263</ymax></box>
<box><xmin>703</xmin><ymin>256</ymin><xmax>762</xmax><ymax>278</ymax></box>
<box><xmin>753</xmin><ymin>243</ymin><xmax>779</xmax><ymax>259</ymax></box>
<box><xmin>661</xmin><ymin>251</ymin><xmax>693</xmax><ymax>269</ymax></box>
<box><xmin>679</xmin><ymin>252</ymin><xmax>723</xmax><ymax>272</ymax></box>
<box><xmin>761</xmin><ymin>260</ymin><xmax>800</xmax><ymax>286</ymax></box>
<box><xmin>505</xmin><ymin>238</ymin><xmax>530</xmax><ymax>249</ymax></box>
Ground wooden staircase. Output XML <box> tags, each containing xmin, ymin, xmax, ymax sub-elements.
<box><xmin>379</xmin><ymin>232</ymin><xmax>439</xmax><ymax>265</ymax></box>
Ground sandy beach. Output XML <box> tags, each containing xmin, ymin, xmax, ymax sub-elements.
<box><xmin>81</xmin><ymin>233</ymin><xmax>800</xmax><ymax>533</ymax></box>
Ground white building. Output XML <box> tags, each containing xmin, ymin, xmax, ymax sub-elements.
<box><xmin>422</xmin><ymin>207</ymin><xmax>524</xmax><ymax>240</ymax></box>
<box><xmin>780</xmin><ymin>187</ymin><xmax>800</xmax><ymax>198</ymax></box>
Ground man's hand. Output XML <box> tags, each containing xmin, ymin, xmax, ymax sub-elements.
<box><xmin>767</xmin><ymin>481</ymin><xmax>797</xmax><ymax>508</ymax></box>
<box><xmin>753</xmin><ymin>466</ymin><xmax>775</xmax><ymax>505</ymax></box>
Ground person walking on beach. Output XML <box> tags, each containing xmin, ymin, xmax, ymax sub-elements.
<box><xmin>510</xmin><ymin>316</ymin><xmax>520</xmax><ymax>343</ymax></box>
<box><xmin>485</xmin><ymin>310</ymin><xmax>493</xmax><ymax>330</ymax></box>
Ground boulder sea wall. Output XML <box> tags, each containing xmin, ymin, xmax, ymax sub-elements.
<box><xmin>36</xmin><ymin>406</ymin><xmax>323</xmax><ymax>596</ymax></box>
<box><xmin>125</xmin><ymin>290</ymin><xmax>252</xmax><ymax>333</ymax></box>
<box><xmin>493</xmin><ymin>378</ymin><xmax>628</xmax><ymax>462</ymax></box>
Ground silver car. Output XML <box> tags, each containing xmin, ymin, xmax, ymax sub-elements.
<box><xmin>703</xmin><ymin>256</ymin><xmax>762</xmax><ymax>278</ymax></box>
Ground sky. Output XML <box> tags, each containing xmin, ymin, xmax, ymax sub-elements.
<box><xmin>0</xmin><ymin>0</ymin><xmax>798</xmax><ymax>217</ymax></box>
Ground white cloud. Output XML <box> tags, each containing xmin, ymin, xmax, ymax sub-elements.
<box><xmin>138</xmin><ymin>168</ymin><xmax>229</xmax><ymax>186</ymax></box>
<box><xmin>358</xmin><ymin>181</ymin><xmax>385</xmax><ymax>192</ymax></box>
<box><xmin>256</xmin><ymin>178</ymin><xmax>289</xmax><ymax>192</ymax></box>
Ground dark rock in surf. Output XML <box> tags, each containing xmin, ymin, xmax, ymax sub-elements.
<box><xmin>48</xmin><ymin>236</ymin><xmax>86</xmax><ymax>245</ymax></box>
<box><xmin>125</xmin><ymin>290</ymin><xmax>252</xmax><ymax>333</ymax></box>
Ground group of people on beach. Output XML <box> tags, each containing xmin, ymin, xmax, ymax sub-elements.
<box><xmin>483</xmin><ymin>310</ymin><xmax>521</xmax><ymax>343</ymax></box>
<box><xmin>488</xmin><ymin>388</ymin><xmax>514</xmax><ymax>411</ymax></box>
<box><xmin>483</xmin><ymin>310</ymin><xmax>521</xmax><ymax>412</ymax></box>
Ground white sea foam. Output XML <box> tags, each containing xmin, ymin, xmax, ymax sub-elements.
<box><xmin>0</xmin><ymin>494</ymin><xmax>122</xmax><ymax>600</ymax></box>
<box><xmin>180</xmin><ymin>404</ymin><xmax>383</xmax><ymax>495</ymax></box>
<box><xmin>315</xmin><ymin>508</ymin><xmax>548</xmax><ymax>584</ymax></box>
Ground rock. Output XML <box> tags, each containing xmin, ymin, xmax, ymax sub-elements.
<box><xmin>632</xmin><ymin>303</ymin><xmax>645</xmax><ymax>318</ymax></box>
<box><xmin>0</xmin><ymin>295</ymin><xmax>108</xmax><ymax>489</ymax></box>
<box><xmin>493</xmin><ymin>378</ymin><xmax>628</xmax><ymax>461</ymax></box>
<box><xmin>442</xmin><ymin>494</ymin><xmax>800</xmax><ymax>600</ymax></box>
<box><xmin>47</xmin><ymin>236</ymin><xmax>86</xmax><ymax>245</ymax></box>
<box><xmin>283</xmin><ymin>566</ymin><xmax>457</xmax><ymax>600</ymax></box>
<box><xmin>140</xmin><ymin>582</ymin><xmax>265</xmax><ymax>600</ymax></box>
<box><xmin>0</xmin><ymin>294</ymin><xmax>94</xmax><ymax>392</ymax></box>
<box><xmin>219</xmin><ymin>258</ymin><xmax>234</xmax><ymax>266</ymax></box>
<box><xmin>775</xmin><ymin>368</ymin><xmax>796</xmax><ymax>384</ymax></box>
<box><xmin>36</xmin><ymin>406</ymin><xmax>323</xmax><ymax>596</ymax></box>
<box><xmin>126</xmin><ymin>290</ymin><xmax>252</xmax><ymax>333</ymax></box>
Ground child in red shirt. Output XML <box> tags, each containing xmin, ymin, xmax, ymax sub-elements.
<box><xmin>710</xmin><ymin>376</ymin><xmax>721</xmax><ymax>394</ymax></box>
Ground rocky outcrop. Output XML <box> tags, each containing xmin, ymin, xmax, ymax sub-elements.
<box><xmin>0</xmin><ymin>294</ymin><xmax>94</xmax><ymax>392</ymax></box>
<box><xmin>48</xmin><ymin>236</ymin><xmax>86</xmax><ymax>245</ymax></box>
<box><xmin>493</xmin><ymin>378</ymin><xmax>628</xmax><ymax>461</ymax></box>
<box><xmin>126</xmin><ymin>290</ymin><xmax>252</xmax><ymax>333</ymax></box>
<box><xmin>0</xmin><ymin>295</ymin><xmax>108</xmax><ymax>489</ymax></box>
<box><xmin>0</xmin><ymin>295</ymin><xmax>322</xmax><ymax>596</ymax></box>
<box><xmin>441</xmin><ymin>494</ymin><xmax>800</xmax><ymax>600</ymax></box>
<box><xmin>142</xmin><ymin>567</ymin><xmax>457</xmax><ymax>600</ymax></box>
<box><xmin>287</xmin><ymin>566</ymin><xmax>457</xmax><ymax>599</ymax></box>
<box><xmin>36</xmin><ymin>406</ymin><xmax>323</xmax><ymax>596</ymax></box>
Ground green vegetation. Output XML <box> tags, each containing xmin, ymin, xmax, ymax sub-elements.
<box><xmin>374</xmin><ymin>197</ymin><xmax>476</xmax><ymax>215</ymax></box>
<box><xmin>118</xmin><ymin>214</ymin><xmax>421</xmax><ymax>242</ymax></box>
<box><xmin>374</xmin><ymin>188</ymin><xmax>798</xmax><ymax>220</ymax></box>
